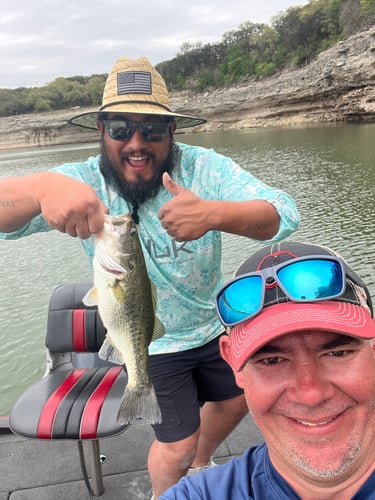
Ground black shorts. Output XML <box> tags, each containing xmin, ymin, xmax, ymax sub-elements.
<box><xmin>148</xmin><ymin>335</ymin><xmax>243</xmax><ymax>443</ymax></box>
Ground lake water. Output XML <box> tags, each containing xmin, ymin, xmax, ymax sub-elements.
<box><xmin>0</xmin><ymin>123</ymin><xmax>374</xmax><ymax>416</ymax></box>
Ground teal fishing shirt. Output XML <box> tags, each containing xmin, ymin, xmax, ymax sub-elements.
<box><xmin>0</xmin><ymin>143</ymin><xmax>300</xmax><ymax>355</ymax></box>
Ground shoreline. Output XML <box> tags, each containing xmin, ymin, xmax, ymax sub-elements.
<box><xmin>0</xmin><ymin>26</ymin><xmax>374</xmax><ymax>151</ymax></box>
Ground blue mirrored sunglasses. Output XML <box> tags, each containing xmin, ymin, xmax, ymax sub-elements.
<box><xmin>101</xmin><ymin>119</ymin><xmax>171</xmax><ymax>142</ymax></box>
<box><xmin>216</xmin><ymin>255</ymin><xmax>346</xmax><ymax>327</ymax></box>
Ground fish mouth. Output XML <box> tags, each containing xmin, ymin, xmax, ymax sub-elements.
<box><xmin>102</xmin><ymin>265</ymin><xmax>125</xmax><ymax>277</ymax></box>
<box><xmin>102</xmin><ymin>214</ymin><xmax>135</xmax><ymax>241</ymax></box>
<box><xmin>103</xmin><ymin>213</ymin><xmax>132</xmax><ymax>229</ymax></box>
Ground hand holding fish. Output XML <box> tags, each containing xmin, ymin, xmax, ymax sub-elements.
<box><xmin>0</xmin><ymin>171</ymin><xmax>108</xmax><ymax>237</ymax></box>
<box><xmin>158</xmin><ymin>172</ymin><xmax>212</xmax><ymax>241</ymax></box>
<box><xmin>37</xmin><ymin>172</ymin><xmax>109</xmax><ymax>238</ymax></box>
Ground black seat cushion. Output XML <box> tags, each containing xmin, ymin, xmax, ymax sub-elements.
<box><xmin>46</xmin><ymin>282</ymin><xmax>107</xmax><ymax>353</ymax></box>
<box><xmin>10</xmin><ymin>367</ymin><xmax>129</xmax><ymax>439</ymax></box>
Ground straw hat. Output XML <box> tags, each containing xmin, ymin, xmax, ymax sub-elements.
<box><xmin>68</xmin><ymin>56</ymin><xmax>206</xmax><ymax>130</ymax></box>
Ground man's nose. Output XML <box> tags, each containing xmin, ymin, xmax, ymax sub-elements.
<box><xmin>126</xmin><ymin>126</ymin><xmax>147</xmax><ymax>147</ymax></box>
<box><xmin>287</xmin><ymin>362</ymin><xmax>334</xmax><ymax>407</ymax></box>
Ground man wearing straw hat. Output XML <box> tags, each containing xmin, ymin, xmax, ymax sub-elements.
<box><xmin>0</xmin><ymin>56</ymin><xmax>300</xmax><ymax>498</ymax></box>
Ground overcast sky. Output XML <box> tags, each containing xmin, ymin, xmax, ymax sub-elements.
<box><xmin>1</xmin><ymin>0</ymin><xmax>309</xmax><ymax>89</ymax></box>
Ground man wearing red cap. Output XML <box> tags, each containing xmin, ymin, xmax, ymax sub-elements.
<box><xmin>161</xmin><ymin>241</ymin><xmax>375</xmax><ymax>499</ymax></box>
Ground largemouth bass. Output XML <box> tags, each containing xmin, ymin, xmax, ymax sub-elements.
<box><xmin>83</xmin><ymin>213</ymin><xmax>164</xmax><ymax>424</ymax></box>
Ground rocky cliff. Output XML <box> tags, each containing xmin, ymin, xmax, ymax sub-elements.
<box><xmin>0</xmin><ymin>26</ymin><xmax>374</xmax><ymax>150</ymax></box>
<box><xmin>178</xmin><ymin>25</ymin><xmax>375</xmax><ymax>131</ymax></box>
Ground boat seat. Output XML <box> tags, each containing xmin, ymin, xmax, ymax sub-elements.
<box><xmin>9</xmin><ymin>281</ymin><xmax>130</xmax><ymax>496</ymax></box>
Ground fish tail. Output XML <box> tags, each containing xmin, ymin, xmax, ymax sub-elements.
<box><xmin>117</xmin><ymin>385</ymin><xmax>162</xmax><ymax>425</ymax></box>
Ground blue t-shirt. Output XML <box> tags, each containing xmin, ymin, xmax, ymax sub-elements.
<box><xmin>0</xmin><ymin>143</ymin><xmax>300</xmax><ymax>354</ymax></box>
<box><xmin>161</xmin><ymin>443</ymin><xmax>375</xmax><ymax>499</ymax></box>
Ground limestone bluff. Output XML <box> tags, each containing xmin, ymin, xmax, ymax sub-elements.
<box><xmin>0</xmin><ymin>26</ymin><xmax>374</xmax><ymax>151</ymax></box>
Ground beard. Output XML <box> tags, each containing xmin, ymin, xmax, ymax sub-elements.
<box><xmin>99</xmin><ymin>139</ymin><xmax>179</xmax><ymax>210</ymax></box>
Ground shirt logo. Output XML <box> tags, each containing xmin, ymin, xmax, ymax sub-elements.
<box><xmin>145</xmin><ymin>239</ymin><xmax>194</xmax><ymax>259</ymax></box>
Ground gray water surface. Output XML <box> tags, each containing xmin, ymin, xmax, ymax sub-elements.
<box><xmin>1</xmin><ymin>123</ymin><xmax>374</xmax><ymax>415</ymax></box>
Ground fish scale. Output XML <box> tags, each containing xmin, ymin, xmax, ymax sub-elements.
<box><xmin>83</xmin><ymin>213</ymin><xmax>165</xmax><ymax>424</ymax></box>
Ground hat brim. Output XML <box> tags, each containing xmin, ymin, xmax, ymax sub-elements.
<box><xmin>68</xmin><ymin>105</ymin><xmax>206</xmax><ymax>130</ymax></box>
<box><xmin>228</xmin><ymin>301</ymin><xmax>375</xmax><ymax>371</ymax></box>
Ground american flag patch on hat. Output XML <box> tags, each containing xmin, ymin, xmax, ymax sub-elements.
<box><xmin>117</xmin><ymin>71</ymin><xmax>152</xmax><ymax>95</ymax></box>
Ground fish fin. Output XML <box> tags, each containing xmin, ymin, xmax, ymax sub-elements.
<box><xmin>82</xmin><ymin>287</ymin><xmax>99</xmax><ymax>307</ymax></box>
<box><xmin>152</xmin><ymin>317</ymin><xmax>165</xmax><ymax>340</ymax></box>
<box><xmin>149</xmin><ymin>280</ymin><xmax>165</xmax><ymax>340</ymax></box>
<box><xmin>117</xmin><ymin>384</ymin><xmax>162</xmax><ymax>424</ymax></box>
<box><xmin>98</xmin><ymin>336</ymin><xmax>125</xmax><ymax>365</ymax></box>
<box><xmin>150</xmin><ymin>280</ymin><xmax>159</xmax><ymax>311</ymax></box>
<box><xmin>112</xmin><ymin>282</ymin><xmax>127</xmax><ymax>303</ymax></box>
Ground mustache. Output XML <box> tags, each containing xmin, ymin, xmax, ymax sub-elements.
<box><xmin>277</xmin><ymin>401</ymin><xmax>353</xmax><ymax>421</ymax></box>
<box><xmin>98</xmin><ymin>139</ymin><xmax>179</xmax><ymax>209</ymax></box>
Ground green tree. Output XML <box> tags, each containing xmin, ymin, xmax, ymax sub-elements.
<box><xmin>85</xmin><ymin>75</ymin><xmax>106</xmax><ymax>106</ymax></box>
<box><xmin>0</xmin><ymin>89</ymin><xmax>18</xmax><ymax>116</ymax></box>
<box><xmin>1</xmin><ymin>0</ymin><xmax>375</xmax><ymax>116</ymax></box>
<box><xmin>255</xmin><ymin>62</ymin><xmax>276</xmax><ymax>78</ymax></box>
<box><xmin>45</xmin><ymin>77</ymin><xmax>88</xmax><ymax>109</ymax></box>
<box><xmin>361</xmin><ymin>0</ymin><xmax>375</xmax><ymax>13</ymax></box>
<box><xmin>361</xmin><ymin>0</ymin><xmax>375</xmax><ymax>25</ymax></box>
<box><xmin>34</xmin><ymin>98</ymin><xmax>52</xmax><ymax>113</ymax></box>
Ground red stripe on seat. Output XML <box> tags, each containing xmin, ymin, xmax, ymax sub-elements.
<box><xmin>73</xmin><ymin>309</ymin><xmax>87</xmax><ymax>351</ymax></box>
<box><xmin>80</xmin><ymin>367</ymin><xmax>123</xmax><ymax>439</ymax></box>
<box><xmin>37</xmin><ymin>369</ymin><xmax>86</xmax><ymax>438</ymax></box>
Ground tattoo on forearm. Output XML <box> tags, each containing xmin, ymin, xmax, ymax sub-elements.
<box><xmin>0</xmin><ymin>200</ymin><xmax>15</xmax><ymax>207</ymax></box>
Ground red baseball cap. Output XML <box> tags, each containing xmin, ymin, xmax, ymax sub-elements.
<box><xmin>220</xmin><ymin>241</ymin><xmax>375</xmax><ymax>371</ymax></box>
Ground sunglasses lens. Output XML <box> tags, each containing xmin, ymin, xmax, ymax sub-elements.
<box><xmin>106</xmin><ymin>120</ymin><xmax>169</xmax><ymax>142</ymax></box>
<box><xmin>217</xmin><ymin>275</ymin><xmax>263</xmax><ymax>326</ymax></box>
<box><xmin>276</xmin><ymin>259</ymin><xmax>344</xmax><ymax>301</ymax></box>
<box><xmin>107</xmin><ymin>120</ymin><xmax>133</xmax><ymax>141</ymax></box>
<box><xmin>141</xmin><ymin>122</ymin><xmax>169</xmax><ymax>142</ymax></box>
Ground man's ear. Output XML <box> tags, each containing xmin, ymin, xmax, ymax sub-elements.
<box><xmin>169</xmin><ymin>122</ymin><xmax>177</xmax><ymax>137</ymax></box>
<box><xmin>219</xmin><ymin>335</ymin><xmax>232</xmax><ymax>365</ymax></box>
<box><xmin>220</xmin><ymin>335</ymin><xmax>244</xmax><ymax>388</ymax></box>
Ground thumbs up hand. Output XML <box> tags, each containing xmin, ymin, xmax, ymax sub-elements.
<box><xmin>158</xmin><ymin>172</ymin><xmax>211</xmax><ymax>241</ymax></box>
<box><xmin>162</xmin><ymin>172</ymin><xmax>185</xmax><ymax>197</ymax></box>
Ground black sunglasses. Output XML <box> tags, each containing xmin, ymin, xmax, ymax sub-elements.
<box><xmin>101</xmin><ymin>119</ymin><xmax>172</xmax><ymax>142</ymax></box>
